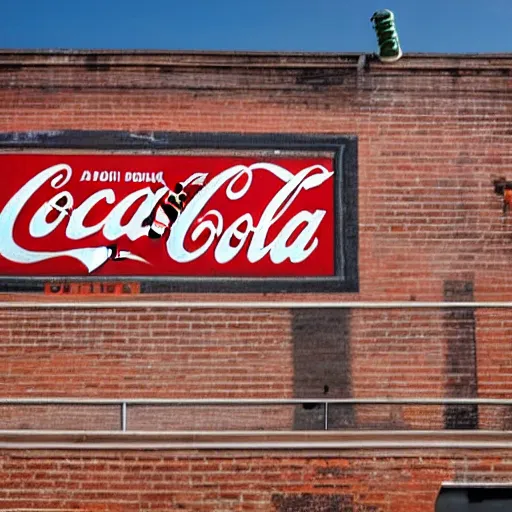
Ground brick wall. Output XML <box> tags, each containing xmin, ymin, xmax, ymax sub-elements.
<box><xmin>1</xmin><ymin>52</ymin><xmax>511</xmax><ymax>301</ymax></box>
<box><xmin>0</xmin><ymin>51</ymin><xmax>512</xmax><ymax>509</ymax></box>
<box><xmin>2</xmin><ymin>448</ymin><xmax>512</xmax><ymax>512</ymax></box>
<box><xmin>2</xmin><ymin>305</ymin><xmax>509</xmax><ymax>431</ymax></box>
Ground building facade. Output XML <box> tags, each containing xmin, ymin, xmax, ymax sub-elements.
<box><xmin>0</xmin><ymin>50</ymin><xmax>511</xmax><ymax>511</ymax></box>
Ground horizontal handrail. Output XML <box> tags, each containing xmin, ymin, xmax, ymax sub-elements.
<box><xmin>0</xmin><ymin>398</ymin><xmax>508</xmax><ymax>437</ymax></box>
<box><xmin>1</xmin><ymin>301</ymin><xmax>512</xmax><ymax>309</ymax></box>
<box><xmin>0</xmin><ymin>397</ymin><xmax>510</xmax><ymax>406</ymax></box>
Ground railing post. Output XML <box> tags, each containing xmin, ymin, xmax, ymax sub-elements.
<box><xmin>324</xmin><ymin>402</ymin><xmax>329</xmax><ymax>430</ymax></box>
<box><xmin>121</xmin><ymin>402</ymin><xmax>127</xmax><ymax>432</ymax></box>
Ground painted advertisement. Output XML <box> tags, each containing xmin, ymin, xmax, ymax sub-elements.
<box><xmin>0</xmin><ymin>132</ymin><xmax>357</xmax><ymax>292</ymax></box>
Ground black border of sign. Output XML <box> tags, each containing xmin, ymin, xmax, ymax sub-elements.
<box><xmin>0</xmin><ymin>131</ymin><xmax>358</xmax><ymax>294</ymax></box>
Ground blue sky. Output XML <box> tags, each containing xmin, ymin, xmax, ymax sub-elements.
<box><xmin>1</xmin><ymin>0</ymin><xmax>510</xmax><ymax>53</ymax></box>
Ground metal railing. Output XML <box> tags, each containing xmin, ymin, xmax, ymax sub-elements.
<box><xmin>0</xmin><ymin>397</ymin><xmax>511</xmax><ymax>433</ymax></box>
<box><xmin>1</xmin><ymin>300</ymin><xmax>512</xmax><ymax>309</ymax></box>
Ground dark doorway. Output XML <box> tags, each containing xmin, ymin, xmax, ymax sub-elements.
<box><xmin>436</xmin><ymin>486</ymin><xmax>512</xmax><ymax>511</ymax></box>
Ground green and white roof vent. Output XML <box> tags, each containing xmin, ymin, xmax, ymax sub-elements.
<box><xmin>371</xmin><ymin>9</ymin><xmax>403</xmax><ymax>63</ymax></box>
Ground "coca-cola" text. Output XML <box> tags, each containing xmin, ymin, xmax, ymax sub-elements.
<box><xmin>0</xmin><ymin>160</ymin><xmax>333</xmax><ymax>273</ymax></box>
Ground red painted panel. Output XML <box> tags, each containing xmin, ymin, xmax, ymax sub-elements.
<box><xmin>0</xmin><ymin>154</ymin><xmax>335</xmax><ymax>277</ymax></box>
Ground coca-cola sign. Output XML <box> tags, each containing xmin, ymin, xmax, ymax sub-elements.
<box><xmin>0</xmin><ymin>131</ymin><xmax>358</xmax><ymax>292</ymax></box>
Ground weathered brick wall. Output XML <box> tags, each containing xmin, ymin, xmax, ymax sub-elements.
<box><xmin>0</xmin><ymin>305</ymin><xmax>492</xmax><ymax>431</ymax></box>
<box><xmin>0</xmin><ymin>51</ymin><xmax>512</xmax><ymax>509</ymax></box>
<box><xmin>1</xmin><ymin>448</ymin><xmax>512</xmax><ymax>512</ymax></box>
<box><xmin>1</xmin><ymin>52</ymin><xmax>511</xmax><ymax>302</ymax></box>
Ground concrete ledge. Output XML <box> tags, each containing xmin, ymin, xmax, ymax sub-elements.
<box><xmin>0</xmin><ymin>50</ymin><xmax>510</xmax><ymax>69</ymax></box>
<box><xmin>1</xmin><ymin>430</ymin><xmax>511</xmax><ymax>450</ymax></box>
